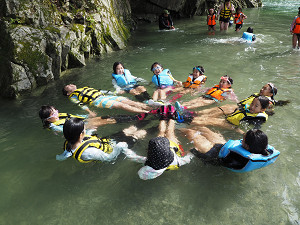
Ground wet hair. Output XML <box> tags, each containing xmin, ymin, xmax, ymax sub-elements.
<box><xmin>244</xmin><ymin>129</ymin><xmax>268</xmax><ymax>155</ymax></box>
<box><xmin>63</xmin><ymin>117</ymin><xmax>84</xmax><ymax>152</ymax></box>
<box><xmin>145</xmin><ymin>137</ymin><xmax>174</xmax><ymax>170</ymax></box>
<box><xmin>209</xmin><ymin>8</ymin><xmax>215</xmax><ymax>14</ymax></box>
<box><xmin>62</xmin><ymin>86</ymin><xmax>68</xmax><ymax>96</ymax></box>
<box><xmin>255</xmin><ymin>96</ymin><xmax>270</xmax><ymax>110</ymax></box>
<box><xmin>236</xmin><ymin>7</ymin><xmax>242</xmax><ymax>12</ymax></box>
<box><xmin>267</xmin><ymin>83</ymin><xmax>277</xmax><ymax>99</ymax></box>
<box><xmin>246</xmin><ymin>27</ymin><xmax>254</xmax><ymax>33</ymax></box>
<box><xmin>151</xmin><ymin>62</ymin><xmax>163</xmax><ymax>71</ymax></box>
<box><xmin>225</xmin><ymin>0</ymin><xmax>230</xmax><ymax>2</ymax></box>
<box><xmin>39</xmin><ymin>105</ymin><xmax>55</xmax><ymax>128</ymax></box>
<box><xmin>222</xmin><ymin>75</ymin><xmax>234</xmax><ymax>85</ymax></box>
<box><xmin>113</xmin><ymin>62</ymin><xmax>125</xmax><ymax>74</ymax></box>
<box><xmin>194</xmin><ymin>66</ymin><xmax>205</xmax><ymax>75</ymax></box>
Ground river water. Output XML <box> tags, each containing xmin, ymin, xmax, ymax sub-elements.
<box><xmin>1</xmin><ymin>0</ymin><xmax>300</xmax><ymax>224</ymax></box>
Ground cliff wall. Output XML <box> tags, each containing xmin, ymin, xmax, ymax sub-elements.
<box><xmin>0</xmin><ymin>0</ymin><xmax>132</xmax><ymax>98</ymax></box>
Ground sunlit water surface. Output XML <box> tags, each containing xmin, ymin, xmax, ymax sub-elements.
<box><xmin>1</xmin><ymin>1</ymin><xmax>300</xmax><ymax>224</ymax></box>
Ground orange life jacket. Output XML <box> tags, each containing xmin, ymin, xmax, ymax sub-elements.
<box><xmin>207</xmin><ymin>14</ymin><xmax>216</xmax><ymax>26</ymax></box>
<box><xmin>293</xmin><ymin>16</ymin><xmax>300</xmax><ymax>34</ymax></box>
<box><xmin>183</xmin><ymin>75</ymin><xmax>207</xmax><ymax>88</ymax></box>
<box><xmin>234</xmin><ymin>13</ymin><xmax>244</xmax><ymax>24</ymax></box>
<box><xmin>205</xmin><ymin>85</ymin><xmax>230</xmax><ymax>101</ymax></box>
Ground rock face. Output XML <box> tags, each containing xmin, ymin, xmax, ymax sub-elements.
<box><xmin>0</xmin><ymin>0</ymin><xmax>132</xmax><ymax>98</ymax></box>
<box><xmin>0</xmin><ymin>0</ymin><xmax>261</xmax><ymax>98</ymax></box>
<box><xmin>130</xmin><ymin>0</ymin><xmax>262</xmax><ymax>22</ymax></box>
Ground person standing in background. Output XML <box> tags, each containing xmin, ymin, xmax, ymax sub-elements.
<box><xmin>290</xmin><ymin>7</ymin><xmax>300</xmax><ymax>49</ymax></box>
<box><xmin>217</xmin><ymin>0</ymin><xmax>235</xmax><ymax>31</ymax></box>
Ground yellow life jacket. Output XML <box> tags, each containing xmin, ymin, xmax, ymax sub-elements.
<box><xmin>220</xmin><ymin>3</ymin><xmax>232</xmax><ymax>19</ymax></box>
<box><xmin>226</xmin><ymin>109</ymin><xmax>268</xmax><ymax>126</ymax></box>
<box><xmin>166</xmin><ymin>141</ymin><xmax>185</xmax><ymax>170</ymax></box>
<box><xmin>64</xmin><ymin>135</ymin><xmax>113</xmax><ymax>163</ymax></box>
<box><xmin>69</xmin><ymin>87</ymin><xmax>105</xmax><ymax>105</ymax></box>
<box><xmin>238</xmin><ymin>93</ymin><xmax>275</xmax><ymax>110</ymax></box>
<box><xmin>52</xmin><ymin>113</ymin><xmax>85</xmax><ymax>127</ymax></box>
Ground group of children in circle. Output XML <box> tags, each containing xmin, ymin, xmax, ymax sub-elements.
<box><xmin>39</xmin><ymin>60</ymin><xmax>290</xmax><ymax>180</ymax></box>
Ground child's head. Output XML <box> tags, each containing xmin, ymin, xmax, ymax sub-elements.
<box><xmin>249</xmin><ymin>96</ymin><xmax>269</xmax><ymax>114</ymax></box>
<box><xmin>62</xmin><ymin>84</ymin><xmax>77</xmax><ymax>96</ymax></box>
<box><xmin>209</xmin><ymin>8</ymin><xmax>214</xmax><ymax>15</ymax></box>
<box><xmin>236</xmin><ymin>7</ymin><xmax>242</xmax><ymax>13</ymax></box>
<box><xmin>246</xmin><ymin>27</ymin><xmax>254</xmax><ymax>33</ymax></box>
<box><xmin>113</xmin><ymin>62</ymin><xmax>125</xmax><ymax>74</ymax></box>
<box><xmin>145</xmin><ymin>137</ymin><xmax>174</xmax><ymax>170</ymax></box>
<box><xmin>219</xmin><ymin>75</ymin><xmax>233</xmax><ymax>88</ymax></box>
<box><xmin>259</xmin><ymin>83</ymin><xmax>277</xmax><ymax>99</ymax></box>
<box><xmin>39</xmin><ymin>105</ymin><xmax>59</xmax><ymax>128</ymax></box>
<box><xmin>242</xmin><ymin>129</ymin><xmax>268</xmax><ymax>155</ymax></box>
<box><xmin>63</xmin><ymin>117</ymin><xmax>85</xmax><ymax>151</ymax></box>
<box><xmin>192</xmin><ymin>66</ymin><xmax>205</xmax><ymax>79</ymax></box>
<box><xmin>151</xmin><ymin>62</ymin><xmax>163</xmax><ymax>75</ymax></box>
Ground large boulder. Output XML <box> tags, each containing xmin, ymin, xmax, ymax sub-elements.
<box><xmin>0</xmin><ymin>0</ymin><xmax>132</xmax><ymax>98</ymax></box>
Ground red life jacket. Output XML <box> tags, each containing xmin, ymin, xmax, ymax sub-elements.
<box><xmin>207</xmin><ymin>14</ymin><xmax>216</xmax><ymax>26</ymax></box>
<box><xmin>234</xmin><ymin>13</ymin><xmax>244</xmax><ymax>24</ymax></box>
<box><xmin>293</xmin><ymin>16</ymin><xmax>300</xmax><ymax>34</ymax></box>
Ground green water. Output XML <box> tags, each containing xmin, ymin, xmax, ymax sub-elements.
<box><xmin>1</xmin><ymin>1</ymin><xmax>300</xmax><ymax>224</ymax></box>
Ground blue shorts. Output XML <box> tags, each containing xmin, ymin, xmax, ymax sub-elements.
<box><xmin>94</xmin><ymin>96</ymin><xmax>126</xmax><ymax>108</ymax></box>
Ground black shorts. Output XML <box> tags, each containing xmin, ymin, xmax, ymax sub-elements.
<box><xmin>124</xmin><ymin>84</ymin><xmax>140</xmax><ymax>93</ymax></box>
<box><xmin>208</xmin><ymin>25</ymin><xmax>215</xmax><ymax>28</ymax></box>
<box><xmin>219</xmin><ymin>16</ymin><xmax>230</xmax><ymax>23</ymax></box>
<box><xmin>235</xmin><ymin>24</ymin><xmax>243</xmax><ymax>30</ymax></box>
<box><xmin>190</xmin><ymin>144</ymin><xmax>224</xmax><ymax>166</ymax></box>
<box><xmin>296</xmin><ymin>33</ymin><xmax>300</xmax><ymax>41</ymax></box>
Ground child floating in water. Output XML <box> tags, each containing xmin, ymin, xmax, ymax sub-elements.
<box><xmin>62</xmin><ymin>84</ymin><xmax>150</xmax><ymax>114</ymax></box>
<box><xmin>39</xmin><ymin>105</ymin><xmax>95</xmax><ymax>134</ymax></box>
<box><xmin>168</xmin><ymin>66</ymin><xmax>207</xmax><ymax>102</ymax></box>
<box><xmin>123</xmin><ymin>119</ymin><xmax>194</xmax><ymax>180</ymax></box>
<box><xmin>56</xmin><ymin>117</ymin><xmax>146</xmax><ymax>163</ymax></box>
<box><xmin>39</xmin><ymin>105</ymin><xmax>143</xmax><ymax>134</ymax></box>
<box><xmin>150</xmin><ymin>62</ymin><xmax>182</xmax><ymax>104</ymax></box>
<box><xmin>112</xmin><ymin>62</ymin><xmax>151</xmax><ymax>102</ymax></box>
<box><xmin>190</xmin><ymin>95</ymin><xmax>270</xmax><ymax>131</ymax></box>
<box><xmin>182</xmin><ymin>66</ymin><xmax>207</xmax><ymax>89</ymax></box>
<box><xmin>192</xmin><ymin>82</ymin><xmax>289</xmax><ymax>118</ymax></box>
<box><xmin>234</xmin><ymin>7</ymin><xmax>247</xmax><ymax>32</ymax></box>
<box><xmin>241</xmin><ymin>27</ymin><xmax>256</xmax><ymax>42</ymax></box>
<box><xmin>175</xmin><ymin>75</ymin><xmax>236</xmax><ymax>112</ymax></box>
<box><xmin>183</xmin><ymin>128</ymin><xmax>280</xmax><ymax>172</ymax></box>
<box><xmin>207</xmin><ymin>8</ymin><xmax>217</xmax><ymax>35</ymax></box>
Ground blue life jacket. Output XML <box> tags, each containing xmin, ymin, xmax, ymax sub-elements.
<box><xmin>219</xmin><ymin>140</ymin><xmax>280</xmax><ymax>173</ymax></box>
<box><xmin>112</xmin><ymin>69</ymin><xmax>137</xmax><ymax>87</ymax></box>
<box><xmin>242</xmin><ymin>32</ymin><xmax>256</xmax><ymax>42</ymax></box>
<box><xmin>152</xmin><ymin>69</ymin><xmax>174</xmax><ymax>88</ymax></box>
